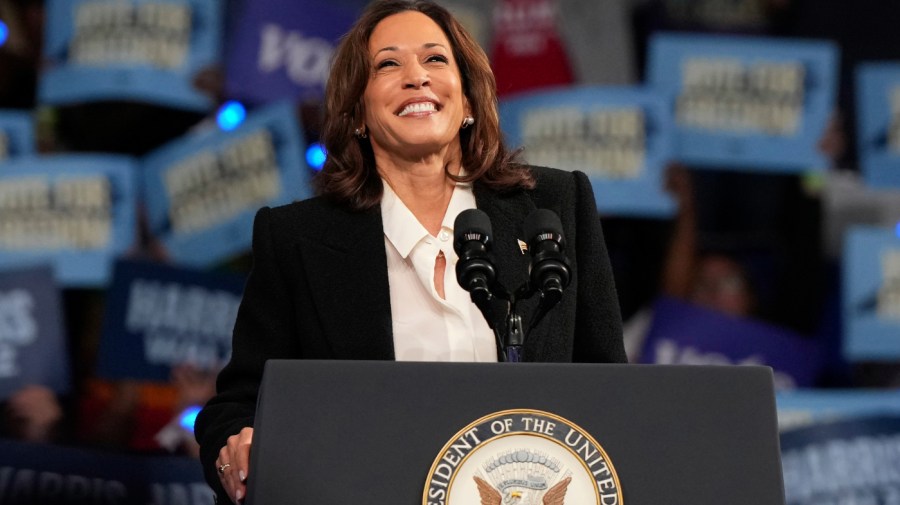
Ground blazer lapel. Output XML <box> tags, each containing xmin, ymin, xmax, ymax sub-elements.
<box><xmin>296</xmin><ymin>205</ymin><xmax>395</xmax><ymax>360</ymax></box>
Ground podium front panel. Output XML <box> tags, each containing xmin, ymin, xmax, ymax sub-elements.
<box><xmin>246</xmin><ymin>361</ymin><xmax>784</xmax><ymax>505</ymax></box>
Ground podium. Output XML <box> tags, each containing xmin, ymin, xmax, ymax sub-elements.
<box><xmin>245</xmin><ymin>360</ymin><xmax>786</xmax><ymax>504</ymax></box>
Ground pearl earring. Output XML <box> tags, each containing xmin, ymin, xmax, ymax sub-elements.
<box><xmin>354</xmin><ymin>127</ymin><xmax>367</xmax><ymax>139</ymax></box>
<box><xmin>461</xmin><ymin>116</ymin><xmax>475</xmax><ymax>129</ymax></box>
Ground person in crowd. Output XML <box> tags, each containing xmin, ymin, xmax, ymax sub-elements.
<box><xmin>622</xmin><ymin>164</ymin><xmax>757</xmax><ymax>360</ymax></box>
<box><xmin>194</xmin><ymin>0</ymin><xmax>627</xmax><ymax>502</ymax></box>
<box><xmin>1</xmin><ymin>384</ymin><xmax>64</xmax><ymax>443</ymax></box>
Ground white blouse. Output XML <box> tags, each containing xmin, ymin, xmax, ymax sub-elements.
<box><xmin>380</xmin><ymin>180</ymin><xmax>498</xmax><ymax>362</ymax></box>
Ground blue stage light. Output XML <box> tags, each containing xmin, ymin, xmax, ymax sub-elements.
<box><xmin>896</xmin><ymin>220</ymin><xmax>900</xmax><ymax>239</ymax></box>
<box><xmin>217</xmin><ymin>101</ymin><xmax>246</xmax><ymax>131</ymax></box>
<box><xmin>306</xmin><ymin>142</ymin><xmax>327</xmax><ymax>170</ymax></box>
<box><xmin>0</xmin><ymin>21</ymin><xmax>9</xmax><ymax>48</ymax></box>
<box><xmin>179</xmin><ymin>405</ymin><xmax>203</xmax><ymax>432</ymax></box>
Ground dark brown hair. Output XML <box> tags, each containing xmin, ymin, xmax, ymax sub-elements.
<box><xmin>314</xmin><ymin>0</ymin><xmax>533</xmax><ymax>210</ymax></box>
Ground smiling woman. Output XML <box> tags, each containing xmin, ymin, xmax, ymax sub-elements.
<box><xmin>194</xmin><ymin>2</ymin><xmax>627</xmax><ymax>503</ymax></box>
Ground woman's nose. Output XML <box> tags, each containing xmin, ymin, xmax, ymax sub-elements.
<box><xmin>403</xmin><ymin>63</ymin><xmax>430</xmax><ymax>88</ymax></box>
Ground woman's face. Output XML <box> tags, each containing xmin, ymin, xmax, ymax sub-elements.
<box><xmin>362</xmin><ymin>11</ymin><xmax>468</xmax><ymax>162</ymax></box>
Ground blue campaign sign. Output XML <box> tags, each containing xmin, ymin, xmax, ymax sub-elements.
<box><xmin>856</xmin><ymin>63</ymin><xmax>900</xmax><ymax>189</ymax></box>
<box><xmin>96</xmin><ymin>259</ymin><xmax>244</xmax><ymax>382</ymax></box>
<box><xmin>0</xmin><ymin>155</ymin><xmax>137</xmax><ymax>287</ymax></box>
<box><xmin>647</xmin><ymin>33</ymin><xmax>839</xmax><ymax>172</ymax></box>
<box><xmin>640</xmin><ymin>296</ymin><xmax>822</xmax><ymax>389</ymax></box>
<box><xmin>225</xmin><ymin>0</ymin><xmax>364</xmax><ymax>104</ymax></box>
<box><xmin>500</xmin><ymin>86</ymin><xmax>676</xmax><ymax>217</ymax></box>
<box><xmin>40</xmin><ymin>0</ymin><xmax>222</xmax><ymax>111</ymax></box>
<box><xmin>0</xmin><ymin>439</ymin><xmax>213</xmax><ymax>504</ymax></box>
<box><xmin>780</xmin><ymin>416</ymin><xmax>900</xmax><ymax>505</ymax></box>
<box><xmin>0</xmin><ymin>111</ymin><xmax>35</xmax><ymax>162</ymax></box>
<box><xmin>776</xmin><ymin>389</ymin><xmax>900</xmax><ymax>432</ymax></box>
<box><xmin>0</xmin><ymin>266</ymin><xmax>69</xmax><ymax>401</ymax></box>
<box><xmin>142</xmin><ymin>101</ymin><xmax>310</xmax><ymax>267</ymax></box>
<box><xmin>843</xmin><ymin>226</ymin><xmax>900</xmax><ymax>361</ymax></box>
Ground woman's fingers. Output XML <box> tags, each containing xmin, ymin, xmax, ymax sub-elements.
<box><xmin>217</xmin><ymin>427</ymin><xmax>254</xmax><ymax>503</ymax></box>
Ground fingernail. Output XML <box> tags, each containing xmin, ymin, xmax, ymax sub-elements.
<box><xmin>235</xmin><ymin>489</ymin><xmax>242</xmax><ymax>501</ymax></box>
<box><xmin>239</xmin><ymin>470</ymin><xmax>246</xmax><ymax>482</ymax></box>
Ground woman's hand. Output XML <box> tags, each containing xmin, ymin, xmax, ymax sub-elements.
<box><xmin>216</xmin><ymin>427</ymin><xmax>253</xmax><ymax>503</ymax></box>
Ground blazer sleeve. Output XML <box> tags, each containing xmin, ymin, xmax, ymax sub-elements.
<box><xmin>194</xmin><ymin>206</ymin><xmax>302</xmax><ymax>500</ymax></box>
<box><xmin>571</xmin><ymin>170</ymin><xmax>628</xmax><ymax>363</ymax></box>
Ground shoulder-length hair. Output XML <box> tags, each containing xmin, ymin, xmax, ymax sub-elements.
<box><xmin>315</xmin><ymin>0</ymin><xmax>533</xmax><ymax>210</ymax></box>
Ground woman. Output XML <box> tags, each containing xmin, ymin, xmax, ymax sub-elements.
<box><xmin>195</xmin><ymin>1</ymin><xmax>626</xmax><ymax>502</ymax></box>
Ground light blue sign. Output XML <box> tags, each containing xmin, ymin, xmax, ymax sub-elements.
<box><xmin>776</xmin><ymin>389</ymin><xmax>900</xmax><ymax>431</ymax></box>
<box><xmin>500</xmin><ymin>86</ymin><xmax>675</xmax><ymax>217</ymax></box>
<box><xmin>40</xmin><ymin>0</ymin><xmax>222</xmax><ymax>111</ymax></box>
<box><xmin>0</xmin><ymin>111</ymin><xmax>34</xmax><ymax>162</ymax></box>
<box><xmin>647</xmin><ymin>33</ymin><xmax>839</xmax><ymax>172</ymax></box>
<box><xmin>843</xmin><ymin>226</ymin><xmax>900</xmax><ymax>360</ymax></box>
<box><xmin>856</xmin><ymin>63</ymin><xmax>900</xmax><ymax>189</ymax></box>
<box><xmin>142</xmin><ymin>101</ymin><xmax>310</xmax><ymax>267</ymax></box>
<box><xmin>0</xmin><ymin>155</ymin><xmax>137</xmax><ymax>287</ymax></box>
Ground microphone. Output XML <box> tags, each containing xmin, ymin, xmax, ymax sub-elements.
<box><xmin>453</xmin><ymin>209</ymin><xmax>496</xmax><ymax>296</ymax></box>
<box><xmin>454</xmin><ymin>209</ymin><xmax>509</xmax><ymax>360</ymax></box>
<box><xmin>523</xmin><ymin>209</ymin><xmax>571</xmax><ymax>329</ymax></box>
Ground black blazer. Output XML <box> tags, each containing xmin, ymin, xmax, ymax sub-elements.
<box><xmin>195</xmin><ymin>166</ymin><xmax>626</xmax><ymax>498</ymax></box>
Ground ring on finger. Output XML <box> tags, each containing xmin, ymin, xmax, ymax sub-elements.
<box><xmin>218</xmin><ymin>463</ymin><xmax>231</xmax><ymax>474</ymax></box>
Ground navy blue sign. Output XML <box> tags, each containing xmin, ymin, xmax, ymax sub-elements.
<box><xmin>0</xmin><ymin>111</ymin><xmax>34</xmax><ymax>162</ymax></box>
<box><xmin>640</xmin><ymin>296</ymin><xmax>821</xmax><ymax>389</ymax></box>
<box><xmin>97</xmin><ymin>259</ymin><xmax>244</xmax><ymax>382</ymax></box>
<box><xmin>40</xmin><ymin>0</ymin><xmax>222</xmax><ymax>111</ymax></box>
<box><xmin>781</xmin><ymin>416</ymin><xmax>900</xmax><ymax>505</ymax></box>
<box><xmin>842</xmin><ymin>226</ymin><xmax>900</xmax><ymax>361</ymax></box>
<box><xmin>856</xmin><ymin>63</ymin><xmax>900</xmax><ymax>189</ymax></box>
<box><xmin>225</xmin><ymin>0</ymin><xmax>363</xmax><ymax>104</ymax></box>
<box><xmin>0</xmin><ymin>266</ymin><xmax>69</xmax><ymax>401</ymax></box>
<box><xmin>142</xmin><ymin>101</ymin><xmax>310</xmax><ymax>267</ymax></box>
<box><xmin>647</xmin><ymin>33</ymin><xmax>839</xmax><ymax>172</ymax></box>
<box><xmin>500</xmin><ymin>86</ymin><xmax>676</xmax><ymax>217</ymax></box>
<box><xmin>0</xmin><ymin>439</ymin><xmax>213</xmax><ymax>505</ymax></box>
<box><xmin>0</xmin><ymin>155</ymin><xmax>137</xmax><ymax>287</ymax></box>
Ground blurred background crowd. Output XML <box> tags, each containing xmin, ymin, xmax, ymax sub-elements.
<box><xmin>1</xmin><ymin>0</ymin><xmax>900</xmax><ymax>503</ymax></box>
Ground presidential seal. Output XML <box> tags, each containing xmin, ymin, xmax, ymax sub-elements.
<box><xmin>423</xmin><ymin>409</ymin><xmax>622</xmax><ymax>505</ymax></box>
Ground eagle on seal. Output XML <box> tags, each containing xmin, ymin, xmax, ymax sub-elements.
<box><xmin>473</xmin><ymin>475</ymin><xmax>572</xmax><ymax>505</ymax></box>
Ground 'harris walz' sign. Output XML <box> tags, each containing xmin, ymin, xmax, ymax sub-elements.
<box><xmin>842</xmin><ymin>226</ymin><xmax>900</xmax><ymax>361</ymax></box>
<box><xmin>0</xmin><ymin>266</ymin><xmax>69</xmax><ymax>401</ymax></box>
<box><xmin>0</xmin><ymin>111</ymin><xmax>35</xmax><ymax>162</ymax></box>
<box><xmin>500</xmin><ymin>86</ymin><xmax>675</xmax><ymax>217</ymax></box>
<box><xmin>97</xmin><ymin>259</ymin><xmax>244</xmax><ymax>382</ymax></box>
<box><xmin>856</xmin><ymin>62</ymin><xmax>900</xmax><ymax>189</ymax></box>
<box><xmin>142</xmin><ymin>101</ymin><xmax>309</xmax><ymax>267</ymax></box>
<box><xmin>780</xmin><ymin>416</ymin><xmax>900</xmax><ymax>505</ymax></box>
<box><xmin>0</xmin><ymin>439</ymin><xmax>212</xmax><ymax>505</ymax></box>
<box><xmin>0</xmin><ymin>155</ymin><xmax>137</xmax><ymax>287</ymax></box>
<box><xmin>647</xmin><ymin>33</ymin><xmax>838</xmax><ymax>172</ymax></box>
<box><xmin>40</xmin><ymin>0</ymin><xmax>222</xmax><ymax>111</ymax></box>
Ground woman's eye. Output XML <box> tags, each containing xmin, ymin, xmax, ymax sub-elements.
<box><xmin>376</xmin><ymin>60</ymin><xmax>398</xmax><ymax>69</ymax></box>
<box><xmin>426</xmin><ymin>55</ymin><xmax>448</xmax><ymax>64</ymax></box>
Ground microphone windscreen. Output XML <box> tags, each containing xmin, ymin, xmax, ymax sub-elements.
<box><xmin>523</xmin><ymin>209</ymin><xmax>564</xmax><ymax>248</ymax></box>
<box><xmin>453</xmin><ymin>208</ymin><xmax>492</xmax><ymax>254</ymax></box>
